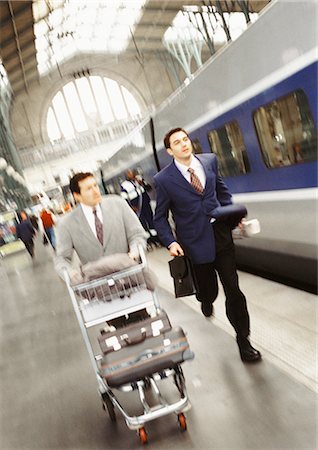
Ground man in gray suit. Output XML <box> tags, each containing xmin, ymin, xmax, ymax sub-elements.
<box><xmin>55</xmin><ymin>172</ymin><xmax>147</xmax><ymax>283</ymax></box>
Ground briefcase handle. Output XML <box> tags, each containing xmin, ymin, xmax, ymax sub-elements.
<box><xmin>123</xmin><ymin>329</ymin><xmax>147</xmax><ymax>345</ymax></box>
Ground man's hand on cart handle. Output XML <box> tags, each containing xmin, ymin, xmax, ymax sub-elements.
<box><xmin>69</xmin><ymin>269</ymin><xmax>82</xmax><ymax>284</ymax></box>
<box><xmin>128</xmin><ymin>249</ymin><xmax>140</xmax><ymax>262</ymax></box>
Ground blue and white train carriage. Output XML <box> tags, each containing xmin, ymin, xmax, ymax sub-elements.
<box><xmin>102</xmin><ymin>0</ymin><xmax>317</xmax><ymax>293</ymax></box>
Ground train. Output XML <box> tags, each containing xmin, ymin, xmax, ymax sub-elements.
<box><xmin>101</xmin><ymin>0</ymin><xmax>317</xmax><ymax>293</ymax></box>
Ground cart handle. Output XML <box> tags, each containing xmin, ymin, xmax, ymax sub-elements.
<box><xmin>138</xmin><ymin>244</ymin><xmax>147</xmax><ymax>268</ymax></box>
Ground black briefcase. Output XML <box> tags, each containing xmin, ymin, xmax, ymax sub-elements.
<box><xmin>168</xmin><ymin>255</ymin><xmax>197</xmax><ymax>298</ymax></box>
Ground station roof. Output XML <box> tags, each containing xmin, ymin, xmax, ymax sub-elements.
<box><xmin>0</xmin><ymin>0</ymin><xmax>270</xmax><ymax>97</ymax></box>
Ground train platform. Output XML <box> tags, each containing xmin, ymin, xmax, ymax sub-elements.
<box><xmin>0</xmin><ymin>237</ymin><xmax>317</xmax><ymax>449</ymax></box>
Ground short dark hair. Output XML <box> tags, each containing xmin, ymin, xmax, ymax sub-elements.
<box><xmin>17</xmin><ymin>210</ymin><xmax>27</xmax><ymax>222</ymax></box>
<box><xmin>163</xmin><ymin>127</ymin><xmax>189</xmax><ymax>149</ymax></box>
<box><xmin>69</xmin><ymin>172</ymin><xmax>94</xmax><ymax>194</ymax></box>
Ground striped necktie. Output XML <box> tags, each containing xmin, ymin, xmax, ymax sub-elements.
<box><xmin>188</xmin><ymin>168</ymin><xmax>204</xmax><ymax>193</ymax></box>
<box><xmin>93</xmin><ymin>208</ymin><xmax>103</xmax><ymax>245</ymax></box>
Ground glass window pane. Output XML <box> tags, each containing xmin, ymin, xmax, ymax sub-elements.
<box><xmin>121</xmin><ymin>86</ymin><xmax>140</xmax><ymax>116</ymax></box>
<box><xmin>90</xmin><ymin>76</ymin><xmax>114</xmax><ymax>124</ymax></box>
<box><xmin>75</xmin><ymin>77</ymin><xmax>97</xmax><ymax>122</ymax></box>
<box><xmin>253</xmin><ymin>89</ymin><xmax>317</xmax><ymax>168</ymax></box>
<box><xmin>46</xmin><ymin>75</ymin><xmax>143</xmax><ymax>139</ymax></box>
<box><xmin>63</xmin><ymin>82</ymin><xmax>88</xmax><ymax>132</ymax></box>
<box><xmin>208</xmin><ymin>121</ymin><xmax>250</xmax><ymax>177</ymax></box>
<box><xmin>228</xmin><ymin>12</ymin><xmax>247</xmax><ymax>41</ymax></box>
<box><xmin>52</xmin><ymin>92</ymin><xmax>75</xmax><ymax>139</ymax></box>
<box><xmin>192</xmin><ymin>138</ymin><xmax>202</xmax><ymax>154</ymax></box>
<box><xmin>47</xmin><ymin>107</ymin><xmax>61</xmax><ymax>141</ymax></box>
<box><xmin>105</xmin><ymin>78</ymin><xmax>127</xmax><ymax>120</ymax></box>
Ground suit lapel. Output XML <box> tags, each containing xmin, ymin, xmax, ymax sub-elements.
<box><xmin>100</xmin><ymin>200</ymin><xmax>113</xmax><ymax>250</ymax></box>
<box><xmin>75</xmin><ymin>206</ymin><xmax>102</xmax><ymax>249</ymax></box>
<box><xmin>196</xmin><ymin>154</ymin><xmax>215</xmax><ymax>194</ymax></box>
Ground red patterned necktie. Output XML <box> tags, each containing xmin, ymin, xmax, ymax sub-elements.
<box><xmin>93</xmin><ymin>208</ymin><xmax>103</xmax><ymax>245</ymax></box>
<box><xmin>188</xmin><ymin>168</ymin><xmax>204</xmax><ymax>193</ymax></box>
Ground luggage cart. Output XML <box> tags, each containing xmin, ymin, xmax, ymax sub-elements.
<box><xmin>64</xmin><ymin>247</ymin><xmax>194</xmax><ymax>445</ymax></box>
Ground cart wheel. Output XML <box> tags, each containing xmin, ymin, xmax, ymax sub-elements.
<box><xmin>139</xmin><ymin>427</ymin><xmax>148</xmax><ymax>445</ymax></box>
<box><xmin>178</xmin><ymin>413</ymin><xmax>187</xmax><ymax>432</ymax></box>
<box><xmin>102</xmin><ymin>393</ymin><xmax>116</xmax><ymax>422</ymax></box>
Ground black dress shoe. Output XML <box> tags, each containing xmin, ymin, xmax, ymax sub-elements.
<box><xmin>201</xmin><ymin>301</ymin><xmax>214</xmax><ymax>317</ymax></box>
<box><xmin>236</xmin><ymin>336</ymin><xmax>262</xmax><ymax>363</ymax></box>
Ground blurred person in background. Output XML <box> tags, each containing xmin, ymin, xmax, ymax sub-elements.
<box><xmin>16</xmin><ymin>211</ymin><xmax>36</xmax><ymax>259</ymax></box>
<box><xmin>121</xmin><ymin>169</ymin><xmax>160</xmax><ymax>249</ymax></box>
<box><xmin>29</xmin><ymin>214</ymin><xmax>39</xmax><ymax>233</ymax></box>
<box><xmin>40</xmin><ymin>208</ymin><xmax>56</xmax><ymax>250</ymax></box>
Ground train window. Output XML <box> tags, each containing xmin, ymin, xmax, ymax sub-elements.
<box><xmin>207</xmin><ymin>121</ymin><xmax>250</xmax><ymax>177</ymax></box>
<box><xmin>192</xmin><ymin>138</ymin><xmax>202</xmax><ymax>154</ymax></box>
<box><xmin>253</xmin><ymin>89</ymin><xmax>317</xmax><ymax>168</ymax></box>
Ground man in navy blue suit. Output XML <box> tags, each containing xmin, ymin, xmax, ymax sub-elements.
<box><xmin>154</xmin><ymin>128</ymin><xmax>261</xmax><ymax>363</ymax></box>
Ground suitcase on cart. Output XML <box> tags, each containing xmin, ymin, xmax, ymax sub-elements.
<box><xmin>98</xmin><ymin>310</ymin><xmax>172</xmax><ymax>353</ymax></box>
<box><xmin>99</xmin><ymin>314</ymin><xmax>194</xmax><ymax>387</ymax></box>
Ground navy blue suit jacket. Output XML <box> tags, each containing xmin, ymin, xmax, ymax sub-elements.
<box><xmin>154</xmin><ymin>153</ymin><xmax>232</xmax><ymax>264</ymax></box>
<box><xmin>16</xmin><ymin>220</ymin><xmax>35</xmax><ymax>244</ymax></box>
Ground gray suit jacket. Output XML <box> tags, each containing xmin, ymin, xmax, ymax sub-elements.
<box><xmin>54</xmin><ymin>195</ymin><xmax>147</xmax><ymax>278</ymax></box>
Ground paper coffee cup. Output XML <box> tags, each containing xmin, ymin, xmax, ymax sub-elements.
<box><xmin>243</xmin><ymin>219</ymin><xmax>260</xmax><ymax>236</ymax></box>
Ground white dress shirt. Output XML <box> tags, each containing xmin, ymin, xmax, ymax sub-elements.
<box><xmin>81</xmin><ymin>203</ymin><xmax>103</xmax><ymax>240</ymax></box>
<box><xmin>174</xmin><ymin>155</ymin><xmax>206</xmax><ymax>189</ymax></box>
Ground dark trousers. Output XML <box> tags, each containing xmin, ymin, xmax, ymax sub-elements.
<box><xmin>24</xmin><ymin>240</ymin><xmax>34</xmax><ymax>258</ymax></box>
<box><xmin>192</xmin><ymin>222</ymin><xmax>250</xmax><ymax>338</ymax></box>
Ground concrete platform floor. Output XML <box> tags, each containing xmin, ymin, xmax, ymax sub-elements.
<box><xmin>0</xmin><ymin>237</ymin><xmax>317</xmax><ymax>449</ymax></box>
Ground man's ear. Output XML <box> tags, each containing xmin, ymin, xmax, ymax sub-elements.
<box><xmin>166</xmin><ymin>148</ymin><xmax>173</xmax><ymax>156</ymax></box>
<box><xmin>73</xmin><ymin>192</ymin><xmax>80</xmax><ymax>203</ymax></box>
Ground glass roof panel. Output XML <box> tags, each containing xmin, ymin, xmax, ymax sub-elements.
<box><xmin>164</xmin><ymin>9</ymin><xmax>259</xmax><ymax>46</ymax></box>
<box><xmin>50</xmin><ymin>8</ymin><xmax>64</xmax><ymax>27</ymax></box>
<box><xmin>0</xmin><ymin>60</ymin><xmax>9</xmax><ymax>88</ymax></box>
<box><xmin>35</xmin><ymin>38</ymin><xmax>49</xmax><ymax>52</ymax></box>
<box><xmin>33</xmin><ymin>0</ymin><xmax>146</xmax><ymax>76</ymax></box>
<box><xmin>34</xmin><ymin>19</ymin><xmax>48</xmax><ymax>37</ymax></box>
<box><xmin>32</xmin><ymin>0</ymin><xmax>49</xmax><ymax>22</ymax></box>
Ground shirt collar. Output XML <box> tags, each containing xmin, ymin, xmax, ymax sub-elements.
<box><xmin>174</xmin><ymin>155</ymin><xmax>201</xmax><ymax>175</ymax></box>
<box><xmin>80</xmin><ymin>202</ymin><xmax>102</xmax><ymax>215</ymax></box>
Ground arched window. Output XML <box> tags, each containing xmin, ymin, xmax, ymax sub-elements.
<box><xmin>46</xmin><ymin>76</ymin><xmax>141</xmax><ymax>141</ymax></box>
